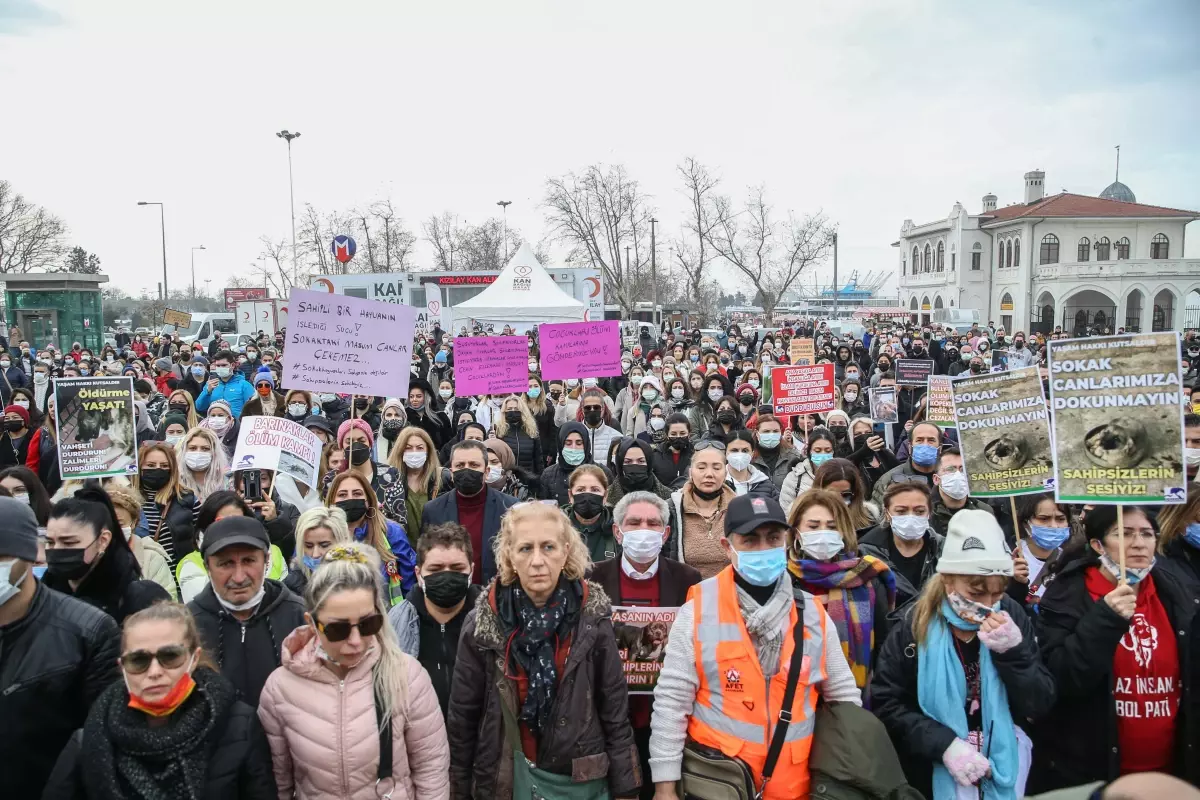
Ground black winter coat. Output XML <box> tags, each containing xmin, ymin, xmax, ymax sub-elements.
<box><xmin>447</xmin><ymin>580</ymin><xmax>641</xmax><ymax>799</ymax></box>
<box><xmin>500</xmin><ymin>426</ymin><xmax>544</xmax><ymax>475</ymax></box>
<box><xmin>41</xmin><ymin>668</ymin><xmax>277</xmax><ymax>800</ymax></box>
<box><xmin>652</xmin><ymin>440</ymin><xmax>692</xmax><ymax>490</ymax></box>
<box><xmin>0</xmin><ymin>582</ymin><xmax>121</xmax><ymax>799</ymax></box>
<box><xmin>870</xmin><ymin>595</ymin><xmax>1056</xmax><ymax>799</ymax></box>
<box><xmin>188</xmin><ymin>579</ymin><xmax>306</xmax><ymax>707</ymax></box>
<box><xmin>149</xmin><ymin>490</ymin><xmax>200</xmax><ymax>566</ymax></box>
<box><xmin>42</xmin><ymin>545</ymin><xmax>167</xmax><ymax>626</ymax></box>
<box><xmin>1030</xmin><ymin>556</ymin><xmax>1200</xmax><ymax>791</ymax></box>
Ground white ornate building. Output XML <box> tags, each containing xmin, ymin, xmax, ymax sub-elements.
<box><xmin>894</xmin><ymin>170</ymin><xmax>1199</xmax><ymax>334</ymax></box>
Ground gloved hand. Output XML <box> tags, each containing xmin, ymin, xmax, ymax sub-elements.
<box><xmin>942</xmin><ymin>738</ymin><xmax>990</xmax><ymax>786</ymax></box>
<box><xmin>978</xmin><ymin>610</ymin><xmax>1023</xmax><ymax>654</ymax></box>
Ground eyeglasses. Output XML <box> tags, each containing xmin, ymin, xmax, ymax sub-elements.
<box><xmin>694</xmin><ymin>440</ymin><xmax>726</xmax><ymax>451</ymax></box>
<box><xmin>120</xmin><ymin>644</ymin><xmax>191</xmax><ymax>674</ymax></box>
<box><xmin>582</xmin><ymin>405</ymin><xmax>603</xmax><ymax>413</ymax></box>
<box><xmin>316</xmin><ymin>612</ymin><xmax>385</xmax><ymax>642</ymax></box>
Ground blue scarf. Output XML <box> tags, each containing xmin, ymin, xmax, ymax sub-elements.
<box><xmin>917</xmin><ymin>600</ymin><xmax>1018</xmax><ymax>799</ymax></box>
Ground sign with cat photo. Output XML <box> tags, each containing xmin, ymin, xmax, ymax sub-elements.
<box><xmin>612</xmin><ymin>606</ymin><xmax>677</xmax><ymax>695</ymax></box>
<box><xmin>54</xmin><ymin>377</ymin><xmax>139</xmax><ymax>479</ymax></box>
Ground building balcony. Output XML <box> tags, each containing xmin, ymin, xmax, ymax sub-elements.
<box><xmin>1033</xmin><ymin>258</ymin><xmax>1200</xmax><ymax>282</ymax></box>
<box><xmin>900</xmin><ymin>271</ymin><xmax>951</xmax><ymax>288</ymax></box>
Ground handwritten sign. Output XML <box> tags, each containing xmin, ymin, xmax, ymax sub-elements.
<box><xmin>453</xmin><ymin>335</ymin><xmax>530</xmax><ymax>396</ymax></box>
<box><xmin>163</xmin><ymin>308</ymin><xmax>192</xmax><ymax>328</ymax></box>
<box><xmin>613</xmin><ymin>606</ymin><xmax>677</xmax><ymax>695</ymax></box>
<box><xmin>231</xmin><ymin>416</ymin><xmax>323</xmax><ymax>489</ymax></box>
<box><xmin>895</xmin><ymin>358</ymin><xmax>935</xmax><ymax>387</ymax></box>
<box><xmin>789</xmin><ymin>338</ymin><xmax>814</xmax><ymax>366</ymax></box>
<box><xmin>926</xmin><ymin>375</ymin><xmax>956</xmax><ymax>428</ymax></box>
<box><xmin>283</xmin><ymin>288</ymin><xmax>416</xmax><ymax>398</ymax></box>
<box><xmin>538</xmin><ymin>321</ymin><xmax>621</xmax><ymax>380</ymax></box>
<box><xmin>771</xmin><ymin>364</ymin><xmax>835</xmax><ymax>416</ymax></box>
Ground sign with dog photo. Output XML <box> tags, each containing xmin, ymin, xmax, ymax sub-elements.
<box><xmin>54</xmin><ymin>377</ymin><xmax>139</xmax><ymax>479</ymax></box>
<box><xmin>612</xmin><ymin>606</ymin><xmax>677</xmax><ymax>695</ymax></box>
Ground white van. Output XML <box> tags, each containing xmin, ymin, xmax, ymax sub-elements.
<box><xmin>171</xmin><ymin>313</ymin><xmax>237</xmax><ymax>346</ymax></box>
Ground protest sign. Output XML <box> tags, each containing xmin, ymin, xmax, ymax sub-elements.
<box><xmin>991</xmin><ymin>349</ymin><xmax>1009</xmax><ymax>372</ymax></box>
<box><xmin>789</xmin><ymin>338</ymin><xmax>814</xmax><ymax>366</ymax></box>
<box><xmin>771</xmin><ymin>364</ymin><xmax>835</xmax><ymax>416</ymax></box>
<box><xmin>895</xmin><ymin>358</ymin><xmax>935</xmax><ymax>387</ymax></box>
<box><xmin>54</xmin><ymin>377</ymin><xmax>139</xmax><ymax>479</ymax></box>
<box><xmin>284</xmin><ymin>288</ymin><xmax>416</xmax><ymax>398</ymax></box>
<box><xmin>926</xmin><ymin>375</ymin><xmax>956</xmax><ymax>428</ymax></box>
<box><xmin>869</xmin><ymin>386</ymin><xmax>898</xmax><ymax>423</ymax></box>
<box><xmin>538</xmin><ymin>321</ymin><xmax>621</xmax><ymax>380</ymax></box>
<box><xmin>1048</xmin><ymin>332</ymin><xmax>1186</xmax><ymax>504</ymax></box>
<box><xmin>952</xmin><ymin>367</ymin><xmax>1054</xmax><ymax>497</ymax></box>
<box><xmin>231</xmin><ymin>416</ymin><xmax>323</xmax><ymax>489</ymax></box>
<box><xmin>452</xmin><ymin>336</ymin><xmax>530</xmax><ymax>396</ymax></box>
<box><xmin>612</xmin><ymin>606</ymin><xmax>677</xmax><ymax>695</ymax></box>
<box><xmin>163</xmin><ymin>308</ymin><xmax>192</xmax><ymax>328</ymax></box>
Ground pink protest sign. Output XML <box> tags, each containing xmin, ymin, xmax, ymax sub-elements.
<box><xmin>538</xmin><ymin>321</ymin><xmax>621</xmax><ymax>381</ymax></box>
<box><xmin>283</xmin><ymin>288</ymin><xmax>416</xmax><ymax>397</ymax></box>
<box><xmin>453</xmin><ymin>336</ymin><xmax>530</xmax><ymax>396</ymax></box>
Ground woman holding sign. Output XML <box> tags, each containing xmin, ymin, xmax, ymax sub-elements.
<box><xmin>326</xmin><ymin>471</ymin><xmax>416</xmax><ymax>607</ymax></box>
<box><xmin>1031</xmin><ymin>505</ymin><xmax>1199</xmax><ymax>791</ymax></box>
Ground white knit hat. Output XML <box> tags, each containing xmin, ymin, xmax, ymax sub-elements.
<box><xmin>935</xmin><ymin>509</ymin><xmax>1014</xmax><ymax>576</ymax></box>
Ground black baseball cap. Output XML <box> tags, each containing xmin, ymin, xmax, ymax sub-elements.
<box><xmin>303</xmin><ymin>414</ymin><xmax>336</xmax><ymax>438</ymax></box>
<box><xmin>201</xmin><ymin>516</ymin><xmax>269</xmax><ymax>557</ymax></box>
<box><xmin>724</xmin><ymin>494</ymin><xmax>789</xmax><ymax>537</ymax></box>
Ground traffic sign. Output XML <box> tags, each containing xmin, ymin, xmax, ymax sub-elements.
<box><xmin>331</xmin><ymin>235</ymin><xmax>357</xmax><ymax>264</ymax></box>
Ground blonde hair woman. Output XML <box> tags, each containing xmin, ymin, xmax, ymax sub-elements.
<box><xmin>46</xmin><ymin>602</ymin><xmax>276</xmax><ymax>799</ymax></box>
<box><xmin>162</xmin><ymin>388</ymin><xmax>199</xmax><ymax>432</ymax></box>
<box><xmin>326</xmin><ymin>471</ymin><xmax>416</xmax><ymax>607</ymax></box>
<box><xmin>493</xmin><ymin>394</ymin><xmax>543</xmax><ymax>475</ymax></box>
<box><xmin>258</xmin><ymin>543</ymin><xmax>450</xmax><ymax>799</ymax></box>
<box><xmin>447</xmin><ymin>503</ymin><xmax>640</xmax><ymax>799</ymax></box>
<box><xmin>175</xmin><ymin>426</ymin><xmax>230</xmax><ymax>503</ymax></box>
<box><xmin>133</xmin><ymin>441</ymin><xmax>200</xmax><ymax>572</ymax></box>
<box><xmin>283</xmin><ymin>505</ymin><xmax>352</xmax><ymax>596</ymax></box>
<box><xmin>386</xmin><ymin>426</ymin><xmax>444</xmax><ymax>532</ymax></box>
<box><xmin>107</xmin><ymin>483</ymin><xmax>177</xmax><ymax>599</ymax></box>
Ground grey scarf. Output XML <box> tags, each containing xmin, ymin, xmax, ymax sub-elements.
<box><xmin>735</xmin><ymin>574</ymin><xmax>794</xmax><ymax>678</ymax></box>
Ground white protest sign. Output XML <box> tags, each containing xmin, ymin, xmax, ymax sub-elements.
<box><xmin>231</xmin><ymin>416</ymin><xmax>324</xmax><ymax>489</ymax></box>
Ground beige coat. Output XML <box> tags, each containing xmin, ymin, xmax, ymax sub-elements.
<box><xmin>128</xmin><ymin>532</ymin><xmax>176</xmax><ymax>599</ymax></box>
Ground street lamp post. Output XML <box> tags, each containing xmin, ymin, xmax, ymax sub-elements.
<box><xmin>831</xmin><ymin>231</ymin><xmax>839</xmax><ymax>319</ymax></box>
<box><xmin>276</xmin><ymin>130</ymin><xmax>301</xmax><ymax>278</ymax></box>
<box><xmin>496</xmin><ymin>201</ymin><xmax>512</xmax><ymax>263</ymax></box>
<box><xmin>137</xmin><ymin>202</ymin><xmax>168</xmax><ymax>299</ymax></box>
<box><xmin>650</xmin><ymin>217</ymin><xmax>659</xmax><ymax>328</ymax></box>
<box><xmin>190</xmin><ymin>246</ymin><xmax>206</xmax><ymax>303</ymax></box>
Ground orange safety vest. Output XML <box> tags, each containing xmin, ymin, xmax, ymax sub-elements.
<box><xmin>686</xmin><ymin>566</ymin><xmax>827</xmax><ymax>799</ymax></box>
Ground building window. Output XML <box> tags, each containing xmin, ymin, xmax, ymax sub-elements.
<box><xmin>1013</xmin><ymin>238</ymin><xmax>1020</xmax><ymax>267</ymax></box>
<box><xmin>971</xmin><ymin>243</ymin><xmax>981</xmax><ymax>271</ymax></box>
<box><xmin>912</xmin><ymin>247</ymin><xmax>919</xmax><ymax>273</ymax></box>
<box><xmin>1077</xmin><ymin>237</ymin><xmax>1090</xmax><ymax>261</ymax></box>
<box><xmin>1006</xmin><ymin>240</ymin><xmax>1013</xmax><ymax>268</ymax></box>
<box><xmin>1116</xmin><ymin>237</ymin><xmax>1130</xmax><ymax>259</ymax></box>
<box><xmin>924</xmin><ymin>244</ymin><xmax>932</xmax><ymax>272</ymax></box>
<box><xmin>1151</xmin><ymin>233</ymin><xmax>1169</xmax><ymax>259</ymax></box>
<box><xmin>1095</xmin><ymin>236</ymin><xmax>1110</xmax><ymax>261</ymax></box>
<box><xmin>901</xmin><ymin>256</ymin><xmax>906</xmax><ymax>276</ymax></box>
<box><xmin>951</xmin><ymin>252</ymin><xmax>956</xmax><ymax>271</ymax></box>
<box><xmin>1040</xmin><ymin>234</ymin><xmax>1059</xmax><ymax>264</ymax></box>
<box><xmin>936</xmin><ymin>242</ymin><xmax>944</xmax><ymax>272</ymax></box>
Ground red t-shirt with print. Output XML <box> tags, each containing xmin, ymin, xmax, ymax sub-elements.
<box><xmin>1085</xmin><ymin>568</ymin><xmax>1180</xmax><ymax>774</ymax></box>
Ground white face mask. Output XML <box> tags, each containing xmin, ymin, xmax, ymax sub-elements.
<box><xmin>287</xmin><ymin>402</ymin><xmax>308</xmax><ymax>417</ymax></box>
<box><xmin>648</xmin><ymin>417</ymin><xmax>666</xmax><ymax>432</ymax></box>
<box><xmin>214</xmin><ymin>580</ymin><xmax>266</xmax><ymax>613</ymax></box>
<box><xmin>402</xmin><ymin>451</ymin><xmax>428</xmax><ymax>469</ymax></box>
<box><xmin>620</xmin><ymin>528</ymin><xmax>664</xmax><ymax>565</ymax></box>
<box><xmin>671</xmin><ymin>387</ymin><xmax>685</xmax><ymax>399</ymax></box>
<box><xmin>798</xmin><ymin>529</ymin><xmax>844</xmax><ymax>562</ymax></box>
<box><xmin>727</xmin><ymin>452</ymin><xmax>753</xmax><ymax>472</ymax></box>
<box><xmin>184</xmin><ymin>451</ymin><xmax>213</xmax><ymax>471</ymax></box>
<box><xmin>1187</xmin><ymin>447</ymin><xmax>1200</xmax><ymax>467</ymax></box>
<box><xmin>486</xmin><ymin>465</ymin><xmax>504</xmax><ymax>483</ymax></box>
<box><xmin>707</xmin><ymin>388</ymin><xmax>724</xmax><ymax>403</ymax></box>
<box><xmin>565</xmin><ymin>379</ymin><xmax>579</xmax><ymax>388</ymax></box>
<box><xmin>938</xmin><ymin>471</ymin><xmax>970</xmax><ymax>500</ymax></box>
<box><xmin>0</xmin><ymin>558</ymin><xmax>28</xmax><ymax>606</ymax></box>
<box><xmin>890</xmin><ymin>514</ymin><xmax>928</xmax><ymax>541</ymax></box>
<box><xmin>122</xmin><ymin>525</ymin><xmax>134</xmax><ymax>541</ymax></box>
<box><xmin>208</xmin><ymin>416</ymin><xmax>229</xmax><ymax>432</ymax></box>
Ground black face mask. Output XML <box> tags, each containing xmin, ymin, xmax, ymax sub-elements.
<box><xmin>381</xmin><ymin>419</ymin><xmax>403</xmax><ymax>440</ymax></box>
<box><xmin>6</xmin><ymin>419</ymin><xmax>23</xmax><ymax>432</ymax></box>
<box><xmin>692</xmin><ymin>484</ymin><xmax>724</xmax><ymax>501</ymax></box>
<box><xmin>168</xmin><ymin>402</ymin><xmax>189</xmax><ymax>414</ymax></box>
<box><xmin>622</xmin><ymin>463</ymin><xmax>651</xmax><ymax>489</ymax></box>
<box><xmin>1014</xmin><ymin>340</ymin><xmax>1025</xmax><ymax>349</ymax></box>
<box><xmin>336</xmin><ymin>499</ymin><xmax>369</xmax><ymax>523</ymax></box>
<box><xmin>46</xmin><ymin>547</ymin><xmax>94</xmax><ymax>581</ymax></box>
<box><xmin>572</xmin><ymin>491</ymin><xmax>604</xmax><ymax>519</ymax></box>
<box><xmin>322</xmin><ymin>398</ymin><xmax>341</xmax><ymax>411</ymax></box>
<box><xmin>346</xmin><ymin>444</ymin><xmax>372</xmax><ymax>466</ymax></box>
<box><xmin>583</xmin><ymin>409</ymin><xmax>603</xmax><ymax>426</ymax></box>
<box><xmin>504</xmin><ymin>410</ymin><xmax>522</xmax><ymax>425</ymax></box>
<box><xmin>354</xmin><ymin>398</ymin><xmax>369</xmax><ymax>410</ymax></box>
<box><xmin>452</xmin><ymin>468</ymin><xmax>485</xmax><ymax>496</ymax></box>
<box><xmin>422</xmin><ymin>570</ymin><xmax>470</xmax><ymax>608</ymax></box>
<box><xmin>716</xmin><ymin>410</ymin><xmax>737</xmax><ymax>425</ymax></box>
<box><xmin>668</xmin><ymin>437</ymin><xmax>691</xmax><ymax>452</ymax></box>
<box><xmin>141</xmin><ymin>468</ymin><xmax>171</xmax><ymax>491</ymax></box>
<box><xmin>829</xmin><ymin>425</ymin><xmax>848</xmax><ymax>438</ymax></box>
<box><xmin>971</xmin><ymin>364</ymin><xmax>985</xmax><ymax>374</ymax></box>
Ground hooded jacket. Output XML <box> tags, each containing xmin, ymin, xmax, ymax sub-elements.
<box><xmin>538</xmin><ymin>421</ymin><xmax>597</xmax><ymax>506</ymax></box>
<box><xmin>751</xmin><ymin>443</ymin><xmax>803</xmax><ymax>491</ymax></box>
<box><xmin>188</xmin><ymin>578</ymin><xmax>307</xmax><ymax>707</ymax></box>
<box><xmin>390</xmin><ymin>583</ymin><xmax>484</xmax><ymax>718</ymax></box>
<box><xmin>42</xmin><ymin>542</ymin><xmax>168</xmax><ymax>626</ymax></box>
<box><xmin>653</xmin><ymin>436</ymin><xmax>693</xmax><ymax>490</ymax></box>
<box><xmin>196</xmin><ymin>369</ymin><xmax>255</xmax><ymax>419</ymax></box>
<box><xmin>857</xmin><ymin>525</ymin><xmax>944</xmax><ymax>609</ymax></box>
<box><xmin>258</xmin><ymin>626</ymin><xmax>450</xmax><ymax>800</ymax></box>
<box><xmin>724</xmin><ymin>465</ymin><xmax>779</xmax><ymax>499</ymax></box>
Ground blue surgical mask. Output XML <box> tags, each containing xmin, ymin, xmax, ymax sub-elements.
<box><xmin>1184</xmin><ymin>523</ymin><xmax>1200</xmax><ymax>549</ymax></box>
<box><xmin>1099</xmin><ymin>551</ymin><xmax>1154</xmax><ymax>585</ymax></box>
<box><xmin>758</xmin><ymin>432</ymin><xmax>781</xmax><ymax>449</ymax></box>
<box><xmin>190</xmin><ymin>365</ymin><xmax>205</xmax><ymax>378</ymax></box>
<box><xmin>302</xmin><ymin>554</ymin><xmax>323</xmax><ymax>571</ymax></box>
<box><xmin>32</xmin><ymin>565</ymin><xmax>47</xmax><ymax>580</ymax></box>
<box><xmin>733</xmin><ymin>546</ymin><xmax>788</xmax><ymax>587</ymax></box>
<box><xmin>1029</xmin><ymin>524</ymin><xmax>1070</xmax><ymax>550</ymax></box>
<box><xmin>562</xmin><ymin>447</ymin><xmax>586</xmax><ymax>466</ymax></box>
<box><xmin>912</xmin><ymin>444</ymin><xmax>938</xmax><ymax>466</ymax></box>
<box><xmin>810</xmin><ymin>452</ymin><xmax>832</xmax><ymax>467</ymax></box>
<box><xmin>527</xmin><ymin>387</ymin><xmax>542</xmax><ymax>399</ymax></box>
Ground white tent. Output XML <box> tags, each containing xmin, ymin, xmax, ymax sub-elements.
<box><xmin>450</xmin><ymin>243</ymin><xmax>585</xmax><ymax>329</ymax></box>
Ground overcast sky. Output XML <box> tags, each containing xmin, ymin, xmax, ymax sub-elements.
<box><xmin>1</xmin><ymin>0</ymin><xmax>1197</xmax><ymax>301</ymax></box>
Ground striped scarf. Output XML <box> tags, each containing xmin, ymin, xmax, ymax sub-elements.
<box><xmin>788</xmin><ymin>554</ymin><xmax>895</xmax><ymax>687</ymax></box>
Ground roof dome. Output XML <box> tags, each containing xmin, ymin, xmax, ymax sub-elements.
<box><xmin>1100</xmin><ymin>181</ymin><xmax>1136</xmax><ymax>203</ymax></box>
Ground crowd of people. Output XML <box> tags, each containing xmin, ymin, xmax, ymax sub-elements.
<box><xmin>1</xmin><ymin>317</ymin><xmax>1199</xmax><ymax>800</ymax></box>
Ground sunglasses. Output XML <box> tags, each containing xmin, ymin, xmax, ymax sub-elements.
<box><xmin>694</xmin><ymin>440</ymin><xmax>727</xmax><ymax>452</ymax></box>
<box><xmin>316</xmin><ymin>612</ymin><xmax>384</xmax><ymax>642</ymax></box>
<box><xmin>120</xmin><ymin>644</ymin><xmax>191</xmax><ymax>674</ymax></box>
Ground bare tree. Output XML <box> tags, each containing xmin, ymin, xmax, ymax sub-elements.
<box><xmin>671</xmin><ymin>158</ymin><xmax>720</xmax><ymax>320</ymax></box>
<box><xmin>366</xmin><ymin>200</ymin><xmax>417</xmax><ymax>271</ymax></box>
<box><xmin>422</xmin><ymin>213</ymin><xmax>521</xmax><ymax>271</ymax></box>
<box><xmin>0</xmin><ymin>180</ymin><xmax>68</xmax><ymax>273</ymax></box>
<box><xmin>542</xmin><ymin>163</ymin><xmax>656</xmax><ymax>316</ymax></box>
<box><xmin>252</xmin><ymin>237</ymin><xmax>298</xmax><ymax>297</ymax></box>
<box><xmin>704</xmin><ymin>185</ymin><xmax>835</xmax><ymax>321</ymax></box>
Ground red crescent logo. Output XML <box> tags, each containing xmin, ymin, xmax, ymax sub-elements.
<box><xmin>583</xmin><ymin>310</ymin><xmax>590</xmax><ymax>321</ymax></box>
<box><xmin>314</xmin><ymin>279</ymin><xmax>334</xmax><ymax>293</ymax></box>
<box><xmin>585</xmin><ymin>276</ymin><xmax>601</xmax><ymax>298</ymax></box>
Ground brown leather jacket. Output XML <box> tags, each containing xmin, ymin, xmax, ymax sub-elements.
<box><xmin>447</xmin><ymin>579</ymin><xmax>641</xmax><ymax>799</ymax></box>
